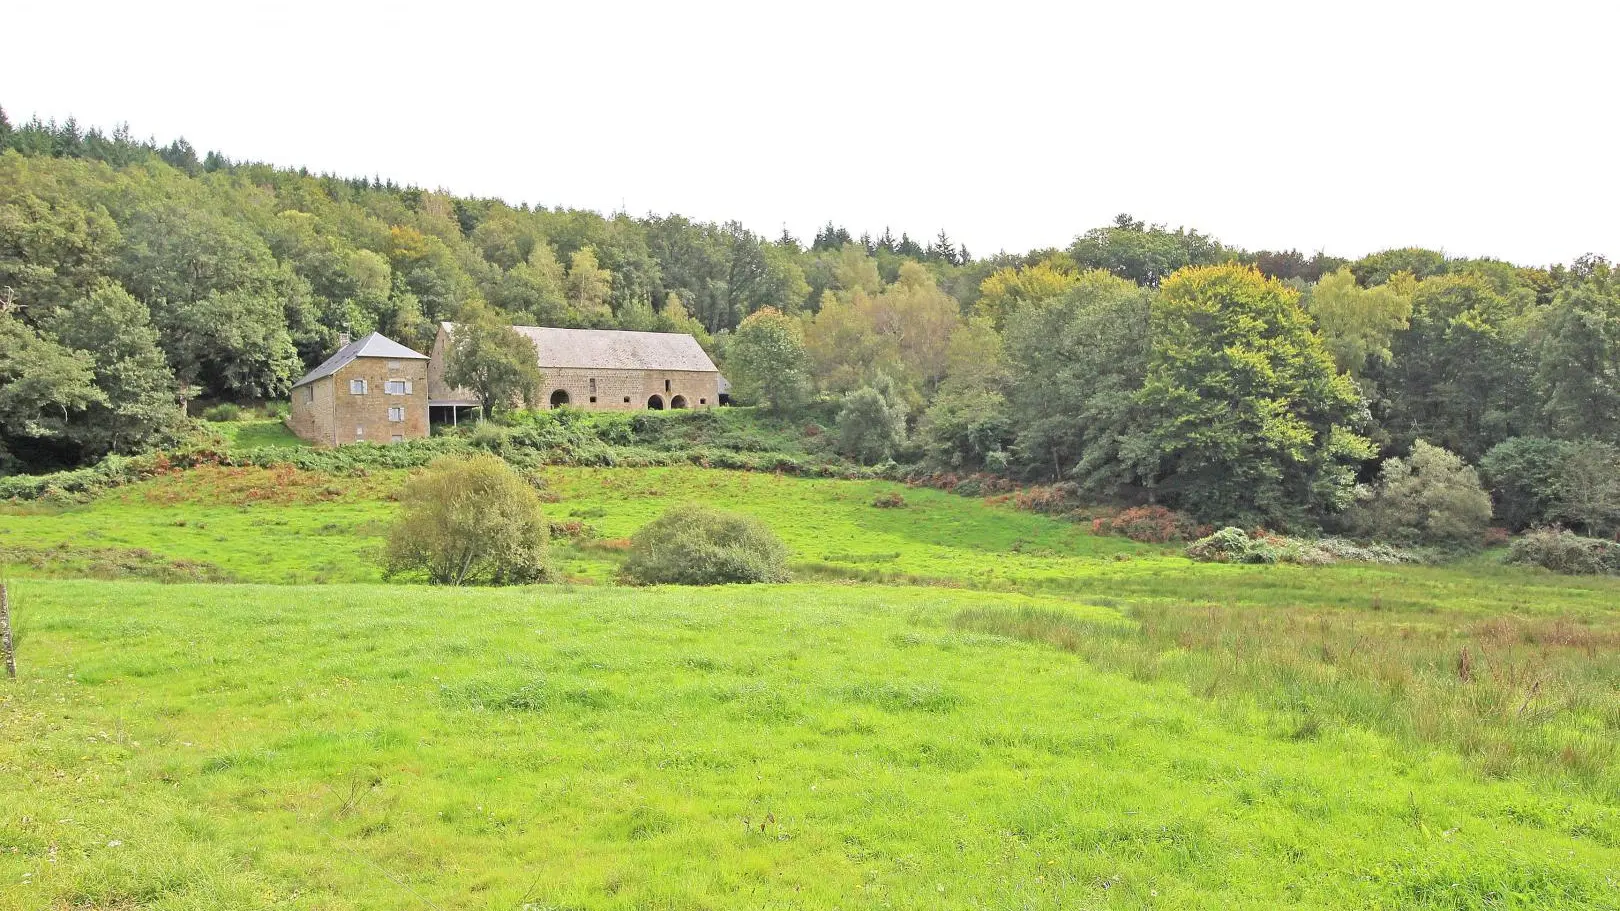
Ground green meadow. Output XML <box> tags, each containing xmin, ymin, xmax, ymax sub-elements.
<box><xmin>2</xmin><ymin>465</ymin><xmax>1619</xmax><ymax>909</ymax></box>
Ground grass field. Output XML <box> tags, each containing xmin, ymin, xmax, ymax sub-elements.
<box><xmin>2</xmin><ymin>464</ymin><xmax>1619</xmax><ymax>908</ymax></box>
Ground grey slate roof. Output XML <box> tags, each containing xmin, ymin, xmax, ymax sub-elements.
<box><xmin>291</xmin><ymin>332</ymin><xmax>428</xmax><ymax>389</ymax></box>
<box><xmin>441</xmin><ymin>323</ymin><xmax>718</xmax><ymax>373</ymax></box>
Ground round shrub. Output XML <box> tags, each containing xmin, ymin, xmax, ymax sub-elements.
<box><xmin>382</xmin><ymin>454</ymin><xmax>552</xmax><ymax>585</ymax></box>
<box><xmin>621</xmin><ymin>505</ymin><xmax>789</xmax><ymax>585</ymax></box>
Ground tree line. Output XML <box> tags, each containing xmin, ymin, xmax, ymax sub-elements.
<box><xmin>2</xmin><ymin>107</ymin><xmax>1617</xmax><ymax>538</ymax></box>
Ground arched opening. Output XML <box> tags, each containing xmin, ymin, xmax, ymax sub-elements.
<box><xmin>646</xmin><ymin>395</ymin><xmax>665</xmax><ymax>410</ymax></box>
<box><xmin>549</xmin><ymin>389</ymin><xmax>570</xmax><ymax>408</ymax></box>
<box><xmin>670</xmin><ymin>395</ymin><xmax>688</xmax><ymax>409</ymax></box>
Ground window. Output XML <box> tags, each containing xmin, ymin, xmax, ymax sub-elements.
<box><xmin>385</xmin><ymin>379</ymin><xmax>410</xmax><ymax>395</ymax></box>
<box><xmin>303</xmin><ymin>387</ymin><xmax>314</xmax><ymax>404</ymax></box>
<box><xmin>589</xmin><ymin>396</ymin><xmax>597</xmax><ymax>403</ymax></box>
<box><xmin>622</xmin><ymin>396</ymin><xmax>631</xmax><ymax>403</ymax></box>
<box><xmin>355</xmin><ymin>426</ymin><xmax>364</xmax><ymax>439</ymax></box>
<box><xmin>390</xmin><ymin>434</ymin><xmax>404</xmax><ymax>444</ymax></box>
<box><xmin>589</xmin><ymin>378</ymin><xmax>597</xmax><ymax>395</ymax></box>
<box><xmin>349</xmin><ymin>378</ymin><xmax>367</xmax><ymax>395</ymax></box>
<box><xmin>664</xmin><ymin>378</ymin><xmax>671</xmax><ymax>392</ymax></box>
<box><xmin>699</xmin><ymin>398</ymin><xmax>706</xmax><ymax>405</ymax></box>
<box><xmin>386</xmin><ymin>360</ymin><xmax>401</xmax><ymax>370</ymax></box>
<box><xmin>388</xmin><ymin>406</ymin><xmax>405</xmax><ymax>422</ymax></box>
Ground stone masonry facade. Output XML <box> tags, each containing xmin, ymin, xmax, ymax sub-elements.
<box><xmin>542</xmin><ymin>367</ymin><xmax>719</xmax><ymax>411</ymax></box>
<box><xmin>287</xmin><ymin>356</ymin><xmax>429</xmax><ymax>446</ymax></box>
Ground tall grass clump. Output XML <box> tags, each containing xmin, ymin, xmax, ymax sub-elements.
<box><xmin>621</xmin><ymin>504</ymin><xmax>789</xmax><ymax>585</ymax></box>
<box><xmin>955</xmin><ymin>602</ymin><xmax>1620</xmax><ymax>788</ymax></box>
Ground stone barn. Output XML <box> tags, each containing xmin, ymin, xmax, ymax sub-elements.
<box><xmin>286</xmin><ymin>332</ymin><xmax>430</xmax><ymax>446</ymax></box>
<box><xmin>428</xmin><ymin>323</ymin><xmax>721</xmax><ymax>417</ymax></box>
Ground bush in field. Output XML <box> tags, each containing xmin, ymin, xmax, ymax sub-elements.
<box><xmin>621</xmin><ymin>504</ymin><xmax>788</xmax><ymax>585</ymax></box>
<box><xmin>201</xmin><ymin>403</ymin><xmax>242</xmax><ymax>422</ymax></box>
<box><xmin>836</xmin><ymin>384</ymin><xmax>907</xmax><ymax>465</ymax></box>
<box><xmin>1186</xmin><ymin>527</ymin><xmax>1268</xmax><ymax>563</ymax></box>
<box><xmin>382</xmin><ymin>454</ymin><xmax>552</xmax><ymax>585</ymax></box>
<box><xmin>1091</xmin><ymin>505</ymin><xmax>1201</xmax><ymax>543</ymax></box>
<box><xmin>1187</xmin><ymin>526</ymin><xmax>1420</xmax><ymax>566</ymax></box>
<box><xmin>1349</xmin><ymin>441</ymin><xmax>1493</xmax><ymax>547</ymax></box>
<box><xmin>1506</xmin><ymin>527</ymin><xmax>1620</xmax><ymax>575</ymax></box>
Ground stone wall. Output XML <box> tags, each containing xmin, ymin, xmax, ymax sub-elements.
<box><xmin>541</xmin><ymin>367</ymin><xmax>720</xmax><ymax>411</ymax></box>
<box><xmin>332</xmin><ymin>357</ymin><xmax>430</xmax><ymax>444</ymax></box>
<box><xmin>288</xmin><ymin>357</ymin><xmax>429</xmax><ymax>446</ymax></box>
<box><xmin>286</xmin><ymin>376</ymin><xmax>334</xmax><ymax>444</ymax></box>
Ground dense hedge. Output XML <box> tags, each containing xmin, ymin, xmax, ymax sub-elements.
<box><xmin>0</xmin><ymin>407</ymin><xmax>871</xmax><ymax>503</ymax></box>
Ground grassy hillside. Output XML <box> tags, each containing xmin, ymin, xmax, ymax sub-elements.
<box><xmin>2</xmin><ymin>465</ymin><xmax>1619</xmax><ymax>908</ymax></box>
<box><xmin>2</xmin><ymin>580</ymin><xmax>1617</xmax><ymax>910</ymax></box>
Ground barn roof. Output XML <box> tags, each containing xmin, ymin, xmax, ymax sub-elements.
<box><xmin>441</xmin><ymin>323</ymin><xmax>718</xmax><ymax>373</ymax></box>
<box><xmin>292</xmin><ymin>332</ymin><xmax>428</xmax><ymax>389</ymax></box>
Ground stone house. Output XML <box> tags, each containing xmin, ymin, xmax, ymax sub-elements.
<box><xmin>286</xmin><ymin>332</ymin><xmax>430</xmax><ymax>446</ymax></box>
<box><xmin>428</xmin><ymin>323</ymin><xmax>721</xmax><ymax>417</ymax></box>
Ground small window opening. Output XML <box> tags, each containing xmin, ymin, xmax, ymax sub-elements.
<box><xmin>623</xmin><ymin>396</ymin><xmax>631</xmax><ymax>403</ymax></box>
<box><xmin>699</xmin><ymin>398</ymin><xmax>706</xmax><ymax>405</ymax></box>
<box><xmin>390</xmin><ymin>434</ymin><xmax>404</xmax><ymax>444</ymax></box>
<box><xmin>664</xmin><ymin>378</ymin><xmax>671</xmax><ymax>392</ymax></box>
<box><xmin>589</xmin><ymin>396</ymin><xmax>597</xmax><ymax>403</ymax></box>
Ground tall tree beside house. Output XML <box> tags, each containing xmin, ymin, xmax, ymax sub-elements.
<box><xmin>443</xmin><ymin>304</ymin><xmax>544</xmax><ymax>414</ymax></box>
<box><xmin>726</xmin><ymin>307</ymin><xmax>811</xmax><ymax>411</ymax></box>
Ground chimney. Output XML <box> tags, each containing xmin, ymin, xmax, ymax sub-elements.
<box><xmin>338</xmin><ymin>332</ymin><xmax>351</xmax><ymax>348</ymax></box>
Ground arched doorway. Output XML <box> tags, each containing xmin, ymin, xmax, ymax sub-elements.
<box><xmin>670</xmin><ymin>395</ymin><xmax>688</xmax><ymax>409</ymax></box>
<box><xmin>550</xmin><ymin>389</ymin><xmax>570</xmax><ymax>408</ymax></box>
<box><xmin>646</xmin><ymin>395</ymin><xmax>665</xmax><ymax>410</ymax></box>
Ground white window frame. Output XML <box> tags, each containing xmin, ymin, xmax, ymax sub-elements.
<box><xmin>390</xmin><ymin>434</ymin><xmax>404</xmax><ymax>444</ymax></box>
<box><xmin>349</xmin><ymin>378</ymin><xmax>368</xmax><ymax>395</ymax></box>
<box><xmin>385</xmin><ymin>379</ymin><xmax>410</xmax><ymax>395</ymax></box>
<box><xmin>387</xmin><ymin>406</ymin><xmax>405</xmax><ymax>423</ymax></box>
<box><xmin>355</xmin><ymin>425</ymin><xmax>364</xmax><ymax>439</ymax></box>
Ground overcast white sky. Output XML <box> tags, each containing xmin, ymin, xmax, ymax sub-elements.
<box><xmin>5</xmin><ymin>1</ymin><xmax>1615</xmax><ymax>265</ymax></box>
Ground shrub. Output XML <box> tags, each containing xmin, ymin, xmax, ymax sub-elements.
<box><xmin>872</xmin><ymin>492</ymin><xmax>906</xmax><ymax>509</ymax></box>
<box><xmin>836</xmin><ymin>386</ymin><xmax>907</xmax><ymax>465</ymax></box>
<box><xmin>621</xmin><ymin>504</ymin><xmax>789</xmax><ymax>585</ymax></box>
<box><xmin>1092</xmin><ymin>505</ymin><xmax>1201</xmax><ymax>543</ymax></box>
<box><xmin>1506</xmin><ymin>527</ymin><xmax>1620</xmax><ymax>575</ymax></box>
<box><xmin>201</xmin><ymin>403</ymin><xmax>242</xmax><ymax>422</ymax></box>
<box><xmin>382</xmin><ymin>454</ymin><xmax>552</xmax><ymax>585</ymax></box>
<box><xmin>1186</xmin><ymin>527</ymin><xmax>1421</xmax><ymax>566</ymax></box>
<box><xmin>1186</xmin><ymin>527</ymin><xmax>1268</xmax><ymax>563</ymax></box>
<box><xmin>1348</xmin><ymin>441</ymin><xmax>1493</xmax><ymax>548</ymax></box>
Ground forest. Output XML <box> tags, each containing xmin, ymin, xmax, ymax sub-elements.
<box><xmin>2</xmin><ymin>107</ymin><xmax>1618</xmax><ymax>538</ymax></box>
